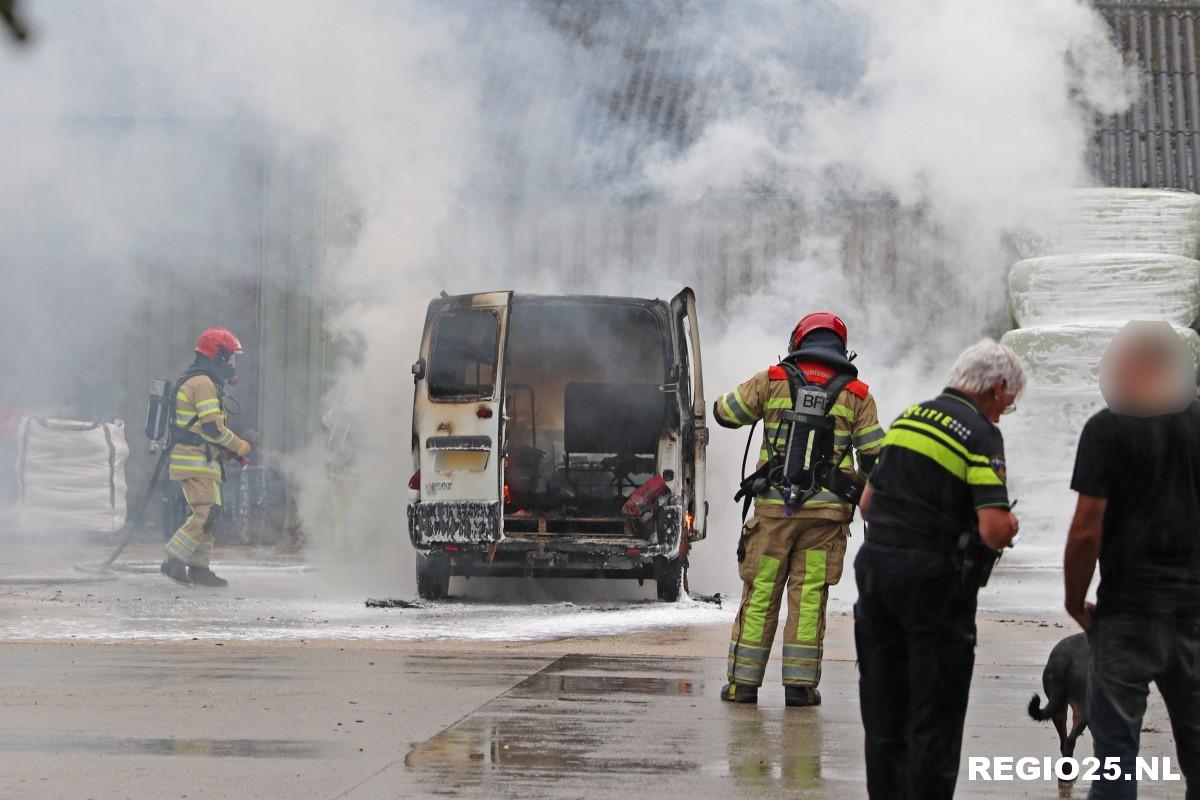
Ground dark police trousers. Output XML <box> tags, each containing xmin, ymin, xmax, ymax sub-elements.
<box><xmin>854</xmin><ymin>540</ymin><xmax>978</xmax><ymax>800</ymax></box>
<box><xmin>1087</xmin><ymin>615</ymin><xmax>1200</xmax><ymax>800</ymax></box>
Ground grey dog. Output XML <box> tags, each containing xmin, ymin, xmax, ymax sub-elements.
<box><xmin>1028</xmin><ymin>632</ymin><xmax>1090</xmax><ymax>757</ymax></box>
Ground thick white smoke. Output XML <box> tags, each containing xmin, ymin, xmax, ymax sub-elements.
<box><xmin>0</xmin><ymin>2</ymin><xmax>490</xmax><ymax>594</ymax></box>
<box><xmin>0</xmin><ymin>1</ymin><xmax>1133</xmax><ymax>600</ymax></box>
<box><xmin>639</xmin><ymin>0</ymin><xmax>1134</xmax><ymax>594</ymax></box>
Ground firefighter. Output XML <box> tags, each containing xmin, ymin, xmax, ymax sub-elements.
<box><xmin>160</xmin><ymin>327</ymin><xmax>252</xmax><ymax>588</ymax></box>
<box><xmin>717</xmin><ymin>312</ymin><xmax>885</xmax><ymax>706</ymax></box>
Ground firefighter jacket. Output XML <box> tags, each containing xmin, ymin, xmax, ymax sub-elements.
<box><xmin>168</xmin><ymin>373</ymin><xmax>250</xmax><ymax>483</ymax></box>
<box><xmin>715</xmin><ymin>361</ymin><xmax>885</xmax><ymax>521</ymax></box>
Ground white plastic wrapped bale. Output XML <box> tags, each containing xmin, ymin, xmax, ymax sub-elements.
<box><xmin>1010</xmin><ymin>253</ymin><xmax>1200</xmax><ymax>328</ymax></box>
<box><xmin>1004</xmin><ymin>385</ymin><xmax>1106</xmax><ymax>484</ymax></box>
<box><xmin>1001</xmin><ymin>322</ymin><xmax>1200</xmax><ymax>498</ymax></box>
<box><xmin>15</xmin><ymin>418</ymin><xmax>129</xmax><ymax>535</ymax></box>
<box><xmin>1001</xmin><ymin>322</ymin><xmax>1200</xmax><ymax>389</ymax></box>
<box><xmin>1017</xmin><ymin>189</ymin><xmax>1200</xmax><ymax>258</ymax></box>
<box><xmin>1001</xmin><ymin>324</ymin><xmax>1200</xmax><ymax>565</ymax></box>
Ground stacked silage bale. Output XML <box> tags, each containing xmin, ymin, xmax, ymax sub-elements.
<box><xmin>1020</xmin><ymin>189</ymin><xmax>1200</xmax><ymax>258</ymax></box>
<box><xmin>1000</xmin><ymin>189</ymin><xmax>1200</xmax><ymax>548</ymax></box>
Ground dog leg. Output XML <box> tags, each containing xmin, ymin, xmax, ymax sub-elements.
<box><xmin>1054</xmin><ymin>706</ymin><xmax>1069</xmax><ymax>757</ymax></box>
<box><xmin>1064</xmin><ymin>703</ymin><xmax>1088</xmax><ymax>758</ymax></box>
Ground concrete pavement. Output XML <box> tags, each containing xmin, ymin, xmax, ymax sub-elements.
<box><xmin>0</xmin><ymin>538</ymin><xmax>1189</xmax><ymax>799</ymax></box>
<box><xmin>0</xmin><ymin>628</ymin><xmax>1187</xmax><ymax>799</ymax></box>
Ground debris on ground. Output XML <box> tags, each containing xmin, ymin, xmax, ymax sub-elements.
<box><xmin>690</xmin><ymin>592</ymin><xmax>722</xmax><ymax>607</ymax></box>
<box><xmin>365</xmin><ymin>597</ymin><xmax>423</xmax><ymax>609</ymax></box>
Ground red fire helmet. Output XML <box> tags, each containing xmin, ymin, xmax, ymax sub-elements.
<box><xmin>195</xmin><ymin>327</ymin><xmax>244</xmax><ymax>360</ymax></box>
<box><xmin>789</xmin><ymin>312</ymin><xmax>848</xmax><ymax>353</ymax></box>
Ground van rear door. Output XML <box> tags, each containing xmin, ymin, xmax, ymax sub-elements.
<box><xmin>410</xmin><ymin>291</ymin><xmax>512</xmax><ymax>545</ymax></box>
<box><xmin>670</xmin><ymin>287</ymin><xmax>707</xmax><ymax>540</ymax></box>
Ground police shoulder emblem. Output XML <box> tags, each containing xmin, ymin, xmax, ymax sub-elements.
<box><xmin>989</xmin><ymin>455</ymin><xmax>1007</xmax><ymax>481</ymax></box>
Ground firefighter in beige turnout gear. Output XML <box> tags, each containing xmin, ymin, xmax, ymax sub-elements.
<box><xmin>717</xmin><ymin>313</ymin><xmax>884</xmax><ymax>706</ymax></box>
<box><xmin>160</xmin><ymin>327</ymin><xmax>251</xmax><ymax>588</ymax></box>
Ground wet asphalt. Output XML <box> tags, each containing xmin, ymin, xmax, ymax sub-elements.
<box><xmin>0</xmin><ymin>642</ymin><xmax>1186</xmax><ymax>800</ymax></box>
<box><xmin>0</xmin><ymin>538</ymin><xmax>1188</xmax><ymax>799</ymax></box>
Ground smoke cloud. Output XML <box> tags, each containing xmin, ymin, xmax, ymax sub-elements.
<box><xmin>0</xmin><ymin>1</ymin><xmax>1133</xmax><ymax>599</ymax></box>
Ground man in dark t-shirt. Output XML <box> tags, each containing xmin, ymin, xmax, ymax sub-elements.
<box><xmin>1070</xmin><ymin>406</ymin><xmax>1200</xmax><ymax>616</ymax></box>
<box><xmin>1064</xmin><ymin>323</ymin><xmax>1200</xmax><ymax>799</ymax></box>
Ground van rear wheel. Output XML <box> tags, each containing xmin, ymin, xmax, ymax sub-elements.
<box><xmin>416</xmin><ymin>552</ymin><xmax>451</xmax><ymax>600</ymax></box>
<box><xmin>654</xmin><ymin>556</ymin><xmax>684</xmax><ymax>602</ymax></box>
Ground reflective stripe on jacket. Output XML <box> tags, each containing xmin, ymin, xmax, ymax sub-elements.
<box><xmin>168</xmin><ymin>373</ymin><xmax>247</xmax><ymax>482</ymax></box>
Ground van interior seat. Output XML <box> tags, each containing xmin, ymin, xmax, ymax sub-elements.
<box><xmin>561</xmin><ymin>382</ymin><xmax>662</xmax><ymax>504</ymax></box>
<box><xmin>564</xmin><ymin>382</ymin><xmax>666</xmax><ymax>457</ymax></box>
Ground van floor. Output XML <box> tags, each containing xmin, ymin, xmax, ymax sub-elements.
<box><xmin>503</xmin><ymin>511</ymin><xmax>636</xmax><ymax>538</ymax></box>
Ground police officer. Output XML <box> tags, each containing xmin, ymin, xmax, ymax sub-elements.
<box><xmin>716</xmin><ymin>312</ymin><xmax>885</xmax><ymax>707</ymax></box>
<box><xmin>160</xmin><ymin>327</ymin><xmax>252</xmax><ymax>588</ymax></box>
<box><xmin>855</xmin><ymin>339</ymin><xmax>1022</xmax><ymax>799</ymax></box>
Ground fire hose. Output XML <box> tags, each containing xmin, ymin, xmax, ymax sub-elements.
<box><xmin>75</xmin><ymin>446</ymin><xmax>251</xmax><ymax>574</ymax></box>
<box><xmin>74</xmin><ymin>443</ymin><xmax>172</xmax><ymax>574</ymax></box>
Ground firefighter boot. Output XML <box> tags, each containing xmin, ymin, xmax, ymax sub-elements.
<box><xmin>785</xmin><ymin>686</ymin><xmax>822</xmax><ymax>707</ymax></box>
<box><xmin>188</xmin><ymin>566</ymin><xmax>228</xmax><ymax>588</ymax></box>
<box><xmin>720</xmin><ymin>683</ymin><xmax>759</xmax><ymax>704</ymax></box>
<box><xmin>160</xmin><ymin>557</ymin><xmax>192</xmax><ymax>586</ymax></box>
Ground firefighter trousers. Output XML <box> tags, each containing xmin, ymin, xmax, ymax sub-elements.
<box><xmin>727</xmin><ymin>514</ymin><xmax>847</xmax><ymax>688</ymax></box>
<box><xmin>164</xmin><ymin>477</ymin><xmax>223</xmax><ymax>568</ymax></box>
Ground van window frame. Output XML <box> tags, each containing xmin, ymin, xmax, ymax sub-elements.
<box><xmin>426</xmin><ymin>307</ymin><xmax>502</xmax><ymax>403</ymax></box>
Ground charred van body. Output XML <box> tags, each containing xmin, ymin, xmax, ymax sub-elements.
<box><xmin>407</xmin><ymin>289</ymin><xmax>707</xmax><ymax>601</ymax></box>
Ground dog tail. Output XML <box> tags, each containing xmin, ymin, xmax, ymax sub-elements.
<box><xmin>1028</xmin><ymin>692</ymin><xmax>1065</xmax><ymax>721</ymax></box>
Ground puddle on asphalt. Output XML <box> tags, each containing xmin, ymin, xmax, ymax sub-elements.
<box><xmin>406</xmin><ymin>655</ymin><xmax>703</xmax><ymax>782</ymax></box>
<box><xmin>92</xmin><ymin>666</ymin><xmax>297</xmax><ymax>682</ymax></box>
<box><xmin>715</xmin><ymin>709</ymin><xmax>826</xmax><ymax>791</ymax></box>
<box><xmin>405</xmin><ymin>653</ymin><xmax>843</xmax><ymax>796</ymax></box>
<box><xmin>0</xmin><ymin>734</ymin><xmax>337</xmax><ymax>758</ymax></box>
<box><xmin>508</xmin><ymin>673</ymin><xmax>696</xmax><ymax>698</ymax></box>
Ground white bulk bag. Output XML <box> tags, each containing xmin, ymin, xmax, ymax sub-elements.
<box><xmin>1009</xmin><ymin>253</ymin><xmax>1200</xmax><ymax>327</ymax></box>
<box><xmin>16</xmin><ymin>418</ymin><xmax>129</xmax><ymax>535</ymax></box>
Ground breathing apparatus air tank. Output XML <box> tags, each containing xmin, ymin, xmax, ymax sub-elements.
<box><xmin>144</xmin><ymin>378</ymin><xmax>172</xmax><ymax>443</ymax></box>
<box><xmin>778</xmin><ymin>383</ymin><xmax>836</xmax><ymax>510</ymax></box>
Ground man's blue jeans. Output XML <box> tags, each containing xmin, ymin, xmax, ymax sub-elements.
<box><xmin>1088</xmin><ymin>614</ymin><xmax>1200</xmax><ymax>799</ymax></box>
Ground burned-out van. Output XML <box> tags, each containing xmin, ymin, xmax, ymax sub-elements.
<box><xmin>407</xmin><ymin>289</ymin><xmax>707</xmax><ymax>601</ymax></box>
